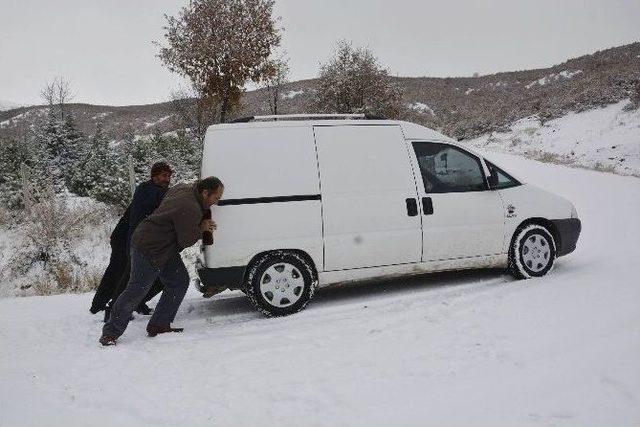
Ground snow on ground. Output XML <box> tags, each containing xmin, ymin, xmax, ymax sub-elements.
<box><xmin>283</xmin><ymin>90</ymin><xmax>304</xmax><ymax>99</ymax></box>
<box><xmin>1</xmin><ymin>154</ymin><xmax>640</xmax><ymax>427</ymax></box>
<box><xmin>0</xmin><ymin>107</ymin><xmax>47</xmax><ymax>128</ymax></box>
<box><xmin>409</xmin><ymin>102</ymin><xmax>436</xmax><ymax>116</ymax></box>
<box><xmin>525</xmin><ymin>70</ymin><xmax>582</xmax><ymax>89</ymax></box>
<box><xmin>91</xmin><ymin>111</ymin><xmax>112</xmax><ymax>120</ymax></box>
<box><xmin>144</xmin><ymin>115</ymin><xmax>173</xmax><ymax>129</ymax></box>
<box><xmin>467</xmin><ymin>100</ymin><xmax>640</xmax><ymax>176</ymax></box>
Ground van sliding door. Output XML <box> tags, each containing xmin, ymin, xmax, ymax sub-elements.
<box><xmin>314</xmin><ymin>125</ymin><xmax>422</xmax><ymax>271</ymax></box>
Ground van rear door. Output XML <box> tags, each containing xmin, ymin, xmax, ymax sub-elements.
<box><xmin>314</xmin><ymin>125</ymin><xmax>422</xmax><ymax>271</ymax></box>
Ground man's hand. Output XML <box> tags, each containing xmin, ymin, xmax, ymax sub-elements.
<box><xmin>200</xmin><ymin>219</ymin><xmax>217</xmax><ymax>232</ymax></box>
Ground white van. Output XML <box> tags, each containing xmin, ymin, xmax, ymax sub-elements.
<box><xmin>195</xmin><ymin>114</ymin><xmax>581</xmax><ymax>316</ymax></box>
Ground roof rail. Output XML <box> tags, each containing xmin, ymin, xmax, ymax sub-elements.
<box><xmin>229</xmin><ymin>113</ymin><xmax>386</xmax><ymax>123</ymax></box>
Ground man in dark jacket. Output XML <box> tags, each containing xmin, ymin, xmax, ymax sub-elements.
<box><xmin>89</xmin><ymin>206</ymin><xmax>131</xmax><ymax>315</ymax></box>
<box><xmin>89</xmin><ymin>162</ymin><xmax>173</xmax><ymax>318</ymax></box>
<box><xmin>99</xmin><ymin>177</ymin><xmax>224</xmax><ymax>346</ymax></box>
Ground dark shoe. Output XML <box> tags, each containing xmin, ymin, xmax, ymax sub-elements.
<box><xmin>99</xmin><ymin>335</ymin><xmax>118</xmax><ymax>346</ymax></box>
<box><xmin>203</xmin><ymin>286</ymin><xmax>226</xmax><ymax>299</ymax></box>
<box><xmin>90</xmin><ymin>304</ymin><xmax>104</xmax><ymax>315</ymax></box>
<box><xmin>135</xmin><ymin>303</ymin><xmax>154</xmax><ymax>315</ymax></box>
<box><xmin>146</xmin><ymin>324</ymin><xmax>184</xmax><ymax>337</ymax></box>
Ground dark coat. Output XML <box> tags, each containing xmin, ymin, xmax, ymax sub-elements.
<box><xmin>110</xmin><ymin>206</ymin><xmax>130</xmax><ymax>248</ymax></box>
<box><xmin>90</xmin><ymin>183</ymin><xmax>166</xmax><ymax>313</ymax></box>
<box><xmin>127</xmin><ymin>180</ymin><xmax>168</xmax><ymax>247</ymax></box>
<box><xmin>132</xmin><ymin>183</ymin><xmax>207</xmax><ymax>268</ymax></box>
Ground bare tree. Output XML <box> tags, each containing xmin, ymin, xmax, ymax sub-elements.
<box><xmin>261</xmin><ymin>55</ymin><xmax>290</xmax><ymax>115</ymax></box>
<box><xmin>157</xmin><ymin>0</ymin><xmax>281</xmax><ymax>123</ymax></box>
<box><xmin>315</xmin><ymin>41</ymin><xmax>403</xmax><ymax>118</ymax></box>
<box><xmin>40</xmin><ymin>77</ymin><xmax>74</xmax><ymax>120</ymax></box>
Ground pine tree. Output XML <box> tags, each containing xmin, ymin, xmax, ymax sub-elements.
<box><xmin>77</xmin><ymin>121</ymin><xmax>131</xmax><ymax>207</ymax></box>
<box><xmin>129</xmin><ymin>135</ymin><xmax>158</xmax><ymax>183</ymax></box>
<box><xmin>29</xmin><ymin>109</ymin><xmax>87</xmax><ymax>193</ymax></box>
<box><xmin>0</xmin><ymin>137</ymin><xmax>33</xmax><ymax>209</ymax></box>
<box><xmin>40</xmin><ymin>109</ymin><xmax>66</xmax><ymax>189</ymax></box>
<box><xmin>60</xmin><ymin>114</ymin><xmax>84</xmax><ymax>190</ymax></box>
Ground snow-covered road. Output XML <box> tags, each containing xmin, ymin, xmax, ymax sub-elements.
<box><xmin>1</xmin><ymin>153</ymin><xmax>639</xmax><ymax>427</ymax></box>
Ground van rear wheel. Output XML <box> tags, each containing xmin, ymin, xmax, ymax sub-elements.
<box><xmin>245</xmin><ymin>251</ymin><xmax>317</xmax><ymax>317</ymax></box>
<box><xmin>509</xmin><ymin>224</ymin><xmax>556</xmax><ymax>279</ymax></box>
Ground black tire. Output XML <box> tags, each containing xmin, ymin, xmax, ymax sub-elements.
<box><xmin>508</xmin><ymin>224</ymin><xmax>556</xmax><ymax>279</ymax></box>
<box><xmin>245</xmin><ymin>251</ymin><xmax>317</xmax><ymax>317</ymax></box>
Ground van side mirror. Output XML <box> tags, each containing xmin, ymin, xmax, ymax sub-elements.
<box><xmin>487</xmin><ymin>172</ymin><xmax>498</xmax><ymax>190</ymax></box>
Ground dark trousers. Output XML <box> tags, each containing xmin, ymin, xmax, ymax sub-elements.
<box><xmin>102</xmin><ymin>247</ymin><xmax>190</xmax><ymax>338</ymax></box>
<box><xmin>90</xmin><ymin>243</ymin><xmax>163</xmax><ymax>314</ymax></box>
<box><xmin>90</xmin><ymin>242</ymin><xmax>127</xmax><ymax>313</ymax></box>
<box><xmin>112</xmin><ymin>259</ymin><xmax>164</xmax><ymax>308</ymax></box>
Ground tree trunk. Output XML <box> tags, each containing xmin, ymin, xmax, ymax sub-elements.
<box><xmin>273</xmin><ymin>88</ymin><xmax>278</xmax><ymax>116</ymax></box>
<box><xmin>220</xmin><ymin>98</ymin><xmax>228</xmax><ymax>123</ymax></box>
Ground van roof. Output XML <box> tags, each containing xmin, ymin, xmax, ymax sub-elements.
<box><xmin>208</xmin><ymin>119</ymin><xmax>456</xmax><ymax>144</ymax></box>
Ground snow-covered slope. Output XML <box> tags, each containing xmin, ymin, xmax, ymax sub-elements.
<box><xmin>467</xmin><ymin>100</ymin><xmax>640</xmax><ymax>177</ymax></box>
<box><xmin>1</xmin><ymin>154</ymin><xmax>639</xmax><ymax>427</ymax></box>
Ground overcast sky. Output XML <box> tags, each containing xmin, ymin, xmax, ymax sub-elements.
<box><xmin>1</xmin><ymin>0</ymin><xmax>639</xmax><ymax>106</ymax></box>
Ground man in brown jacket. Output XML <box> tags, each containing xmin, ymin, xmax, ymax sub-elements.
<box><xmin>99</xmin><ymin>177</ymin><xmax>224</xmax><ymax>346</ymax></box>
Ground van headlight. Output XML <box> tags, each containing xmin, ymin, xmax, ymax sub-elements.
<box><xmin>571</xmin><ymin>205</ymin><xmax>579</xmax><ymax>219</ymax></box>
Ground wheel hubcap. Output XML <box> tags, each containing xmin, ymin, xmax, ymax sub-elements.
<box><xmin>259</xmin><ymin>263</ymin><xmax>305</xmax><ymax>308</ymax></box>
<box><xmin>521</xmin><ymin>234</ymin><xmax>551</xmax><ymax>273</ymax></box>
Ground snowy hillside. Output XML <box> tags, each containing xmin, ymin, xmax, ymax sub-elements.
<box><xmin>467</xmin><ymin>100</ymin><xmax>640</xmax><ymax>177</ymax></box>
<box><xmin>1</xmin><ymin>42</ymin><xmax>638</xmax><ymax>143</ymax></box>
<box><xmin>1</xmin><ymin>154</ymin><xmax>639</xmax><ymax>427</ymax></box>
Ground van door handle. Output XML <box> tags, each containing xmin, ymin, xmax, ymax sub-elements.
<box><xmin>405</xmin><ymin>198</ymin><xmax>418</xmax><ymax>217</ymax></box>
<box><xmin>422</xmin><ymin>197</ymin><xmax>434</xmax><ymax>215</ymax></box>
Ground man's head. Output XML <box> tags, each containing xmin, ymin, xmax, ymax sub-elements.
<box><xmin>150</xmin><ymin>162</ymin><xmax>173</xmax><ymax>188</ymax></box>
<box><xmin>197</xmin><ymin>177</ymin><xmax>224</xmax><ymax>207</ymax></box>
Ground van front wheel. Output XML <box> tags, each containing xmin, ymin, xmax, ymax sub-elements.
<box><xmin>245</xmin><ymin>251</ymin><xmax>317</xmax><ymax>317</ymax></box>
<box><xmin>509</xmin><ymin>224</ymin><xmax>556</xmax><ymax>279</ymax></box>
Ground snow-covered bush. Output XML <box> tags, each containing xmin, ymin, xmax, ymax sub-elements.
<box><xmin>0</xmin><ymin>182</ymin><xmax>115</xmax><ymax>296</ymax></box>
<box><xmin>315</xmin><ymin>41</ymin><xmax>404</xmax><ymax>118</ymax></box>
<box><xmin>624</xmin><ymin>80</ymin><xmax>640</xmax><ymax>111</ymax></box>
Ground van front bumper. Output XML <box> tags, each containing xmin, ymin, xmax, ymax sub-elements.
<box><xmin>196</xmin><ymin>266</ymin><xmax>246</xmax><ymax>291</ymax></box>
<box><xmin>551</xmin><ymin>218</ymin><xmax>582</xmax><ymax>257</ymax></box>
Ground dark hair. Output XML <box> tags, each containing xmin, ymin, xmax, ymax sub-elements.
<box><xmin>197</xmin><ymin>176</ymin><xmax>224</xmax><ymax>193</ymax></box>
<box><xmin>150</xmin><ymin>161</ymin><xmax>173</xmax><ymax>177</ymax></box>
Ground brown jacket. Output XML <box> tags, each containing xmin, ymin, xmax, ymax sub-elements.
<box><xmin>132</xmin><ymin>183</ymin><xmax>206</xmax><ymax>268</ymax></box>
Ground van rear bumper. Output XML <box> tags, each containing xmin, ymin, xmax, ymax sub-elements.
<box><xmin>196</xmin><ymin>266</ymin><xmax>246</xmax><ymax>291</ymax></box>
<box><xmin>551</xmin><ymin>218</ymin><xmax>581</xmax><ymax>257</ymax></box>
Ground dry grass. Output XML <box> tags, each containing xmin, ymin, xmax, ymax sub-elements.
<box><xmin>3</xmin><ymin>182</ymin><xmax>115</xmax><ymax>296</ymax></box>
<box><xmin>28</xmin><ymin>265</ymin><xmax>103</xmax><ymax>296</ymax></box>
<box><xmin>593</xmin><ymin>161</ymin><xmax>619</xmax><ymax>174</ymax></box>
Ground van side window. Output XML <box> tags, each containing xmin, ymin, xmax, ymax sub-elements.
<box><xmin>412</xmin><ymin>142</ymin><xmax>487</xmax><ymax>193</ymax></box>
<box><xmin>485</xmin><ymin>160</ymin><xmax>521</xmax><ymax>189</ymax></box>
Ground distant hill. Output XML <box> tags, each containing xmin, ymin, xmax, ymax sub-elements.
<box><xmin>0</xmin><ymin>100</ymin><xmax>22</xmax><ymax>112</ymax></box>
<box><xmin>1</xmin><ymin>42</ymin><xmax>639</xmax><ymax>142</ymax></box>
